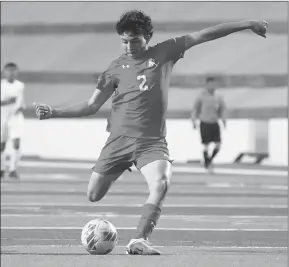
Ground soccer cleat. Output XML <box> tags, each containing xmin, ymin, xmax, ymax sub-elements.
<box><xmin>126</xmin><ymin>238</ymin><xmax>161</xmax><ymax>255</ymax></box>
<box><xmin>8</xmin><ymin>171</ymin><xmax>20</xmax><ymax>180</ymax></box>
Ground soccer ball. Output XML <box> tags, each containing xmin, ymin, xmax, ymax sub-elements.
<box><xmin>81</xmin><ymin>219</ymin><xmax>118</xmax><ymax>255</ymax></box>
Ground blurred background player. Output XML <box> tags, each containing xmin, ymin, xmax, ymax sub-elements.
<box><xmin>191</xmin><ymin>77</ymin><xmax>226</xmax><ymax>171</ymax></box>
<box><xmin>1</xmin><ymin>62</ymin><xmax>25</xmax><ymax>179</ymax></box>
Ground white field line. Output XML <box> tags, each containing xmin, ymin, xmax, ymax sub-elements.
<box><xmin>2</xmin><ymin>203</ymin><xmax>287</xmax><ymax>208</ymax></box>
<box><xmin>1</xmin><ymin>245</ymin><xmax>287</xmax><ymax>250</ymax></box>
<box><xmin>1</xmin><ymin>214</ymin><xmax>287</xmax><ymax>219</ymax></box>
<box><xmin>19</xmin><ymin>160</ymin><xmax>288</xmax><ymax>177</ymax></box>
<box><xmin>207</xmin><ymin>183</ymin><xmax>287</xmax><ymax>190</ymax></box>
<box><xmin>1</xmin><ymin>226</ymin><xmax>286</xmax><ymax>231</ymax></box>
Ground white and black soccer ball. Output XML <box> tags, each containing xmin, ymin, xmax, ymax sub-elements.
<box><xmin>81</xmin><ymin>219</ymin><xmax>118</xmax><ymax>255</ymax></box>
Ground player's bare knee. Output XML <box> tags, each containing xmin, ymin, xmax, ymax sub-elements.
<box><xmin>152</xmin><ymin>175</ymin><xmax>170</xmax><ymax>195</ymax></box>
<box><xmin>87</xmin><ymin>191</ymin><xmax>103</xmax><ymax>202</ymax></box>
<box><xmin>203</xmin><ymin>144</ymin><xmax>209</xmax><ymax>151</ymax></box>
<box><xmin>215</xmin><ymin>143</ymin><xmax>221</xmax><ymax>149</ymax></box>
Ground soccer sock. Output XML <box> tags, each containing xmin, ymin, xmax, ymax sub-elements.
<box><xmin>136</xmin><ymin>203</ymin><xmax>161</xmax><ymax>240</ymax></box>
<box><xmin>210</xmin><ymin>147</ymin><xmax>220</xmax><ymax>162</ymax></box>
<box><xmin>203</xmin><ymin>150</ymin><xmax>210</xmax><ymax>167</ymax></box>
<box><xmin>9</xmin><ymin>148</ymin><xmax>20</xmax><ymax>172</ymax></box>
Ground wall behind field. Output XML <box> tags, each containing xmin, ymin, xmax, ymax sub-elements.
<box><xmin>17</xmin><ymin>118</ymin><xmax>288</xmax><ymax>166</ymax></box>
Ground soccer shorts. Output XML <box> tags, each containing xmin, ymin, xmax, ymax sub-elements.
<box><xmin>92</xmin><ymin>134</ymin><xmax>173</xmax><ymax>175</ymax></box>
<box><xmin>1</xmin><ymin>113</ymin><xmax>24</xmax><ymax>142</ymax></box>
<box><xmin>200</xmin><ymin>121</ymin><xmax>221</xmax><ymax>145</ymax></box>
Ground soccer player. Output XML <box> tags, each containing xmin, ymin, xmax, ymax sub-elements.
<box><xmin>191</xmin><ymin>77</ymin><xmax>226</xmax><ymax>171</ymax></box>
<box><xmin>1</xmin><ymin>62</ymin><xmax>25</xmax><ymax>179</ymax></box>
<box><xmin>34</xmin><ymin>11</ymin><xmax>268</xmax><ymax>255</ymax></box>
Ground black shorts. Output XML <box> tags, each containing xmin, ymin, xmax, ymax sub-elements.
<box><xmin>200</xmin><ymin>121</ymin><xmax>221</xmax><ymax>145</ymax></box>
<box><xmin>92</xmin><ymin>134</ymin><xmax>173</xmax><ymax>175</ymax></box>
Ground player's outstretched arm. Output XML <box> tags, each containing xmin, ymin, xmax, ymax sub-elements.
<box><xmin>184</xmin><ymin>20</ymin><xmax>268</xmax><ymax>49</ymax></box>
<box><xmin>34</xmin><ymin>88</ymin><xmax>112</xmax><ymax>120</ymax></box>
<box><xmin>191</xmin><ymin>97</ymin><xmax>202</xmax><ymax>129</ymax></box>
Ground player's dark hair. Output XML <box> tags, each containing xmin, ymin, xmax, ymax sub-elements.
<box><xmin>115</xmin><ymin>10</ymin><xmax>154</xmax><ymax>41</ymax></box>
<box><xmin>4</xmin><ymin>62</ymin><xmax>18</xmax><ymax>69</ymax></box>
<box><xmin>206</xmin><ymin>77</ymin><xmax>215</xmax><ymax>83</ymax></box>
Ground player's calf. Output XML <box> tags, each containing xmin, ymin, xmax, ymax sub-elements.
<box><xmin>7</xmin><ymin>138</ymin><xmax>21</xmax><ymax>179</ymax></box>
<box><xmin>135</xmin><ymin>160</ymin><xmax>171</xmax><ymax>241</ymax></box>
<box><xmin>210</xmin><ymin>142</ymin><xmax>221</xmax><ymax>162</ymax></box>
<box><xmin>202</xmin><ymin>144</ymin><xmax>210</xmax><ymax>168</ymax></box>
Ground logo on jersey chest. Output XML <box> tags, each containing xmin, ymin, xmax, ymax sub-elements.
<box><xmin>122</xmin><ymin>64</ymin><xmax>130</xmax><ymax>69</ymax></box>
<box><xmin>147</xmin><ymin>58</ymin><xmax>158</xmax><ymax>68</ymax></box>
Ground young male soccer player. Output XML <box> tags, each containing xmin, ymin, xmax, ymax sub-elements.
<box><xmin>1</xmin><ymin>62</ymin><xmax>25</xmax><ymax>179</ymax></box>
<box><xmin>34</xmin><ymin>10</ymin><xmax>268</xmax><ymax>255</ymax></box>
<box><xmin>192</xmin><ymin>77</ymin><xmax>226</xmax><ymax>171</ymax></box>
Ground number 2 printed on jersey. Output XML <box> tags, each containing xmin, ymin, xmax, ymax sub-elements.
<box><xmin>137</xmin><ymin>75</ymin><xmax>149</xmax><ymax>91</ymax></box>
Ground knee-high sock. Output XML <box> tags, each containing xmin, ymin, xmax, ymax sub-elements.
<box><xmin>203</xmin><ymin>150</ymin><xmax>210</xmax><ymax>166</ymax></box>
<box><xmin>9</xmin><ymin>148</ymin><xmax>21</xmax><ymax>172</ymax></box>
<box><xmin>210</xmin><ymin>147</ymin><xmax>220</xmax><ymax>162</ymax></box>
<box><xmin>136</xmin><ymin>203</ymin><xmax>161</xmax><ymax>239</ymax></box>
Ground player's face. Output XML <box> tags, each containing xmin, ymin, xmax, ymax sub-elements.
<box><xmin>120</xmin><ymin>31</ymin><xmax>147</xmax><ymax>57</ymax></box>
<box><xmin>3</xmin><ymin>67</ymin><xmax>18</xmax><ymax>82</ymax></box>
<box><xmin>206</xmin><ymin>81</ymin><xmax>216</xmax><ymax>94</ymax></box>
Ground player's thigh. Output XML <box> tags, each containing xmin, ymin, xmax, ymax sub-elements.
<box><xmin>200</xmin><ymin>122</ymin><xmax>210</xmax><ymax>145</ymax></box>
<box><xmin>92</xmin><ymin>134</ymin><xmax>135</xmax><ymax>175</ymax></box>
<box><xmin>1</xmin><ymin>129</ymin><xmax>8</xmax><ymax>144</ymax></box>
<box><xmin>9</xmin><ymin>114</ymin><xmax>24</xmax><ymax>141</ymax></box>
<box><xmin>212</xmin><ymin>123</ymin><xmax>221</xmax><ymax>144</ymax></box>
<box><xmin>88</xmin><ymin>134</ymin><xmax>135</xmax><ymax>201</ymax></box>
<box><xmin>1</xmin><ymin>119</ymin><xmax>9</xmax><ymax>144</ymax></box>
<box><xmin>87</xmin><ymin>171</ymin><xmax>123</xmax><ymax>202</ymax></box>
<box><xmin>136</xmin><ymin>138</ymin><xmax>172</xmax><ymax>190</ymax></box>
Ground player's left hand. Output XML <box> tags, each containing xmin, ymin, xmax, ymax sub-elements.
<box><xmin>250</xmin><ymin>20</ymin><xmax>268</xmax><ymax>38</ymax></box>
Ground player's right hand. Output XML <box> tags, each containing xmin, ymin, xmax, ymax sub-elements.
<box><xmin>33</xmin><ymin>102</ymin><xmax>53</xmax><ymax>120</ymax></box>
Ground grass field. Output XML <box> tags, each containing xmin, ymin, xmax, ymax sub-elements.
<box><xmin>1</xmin><ymin>160</ymin><xmax>287</xmax><ymax>267</ymax></box>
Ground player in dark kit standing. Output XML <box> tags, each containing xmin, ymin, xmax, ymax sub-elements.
<box><xmin>192</xmin><ymin>77</ymin><xmax>226</xmax><ymax>171</ymax></box>
<box><xmin>34</xmin><ymin>10</ymin><xmax>268</xmax><ymax>255</ymax></box>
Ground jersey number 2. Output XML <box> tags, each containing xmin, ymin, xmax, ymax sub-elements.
<box><xmin>137</xmin><ymin>75</ymin><xmax>149</xmax><ymax>91</ymax></box>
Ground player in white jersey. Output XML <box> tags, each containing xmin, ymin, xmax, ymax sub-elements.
<box><xmin>1</xmin><ymin>62</ymin><xmax>25</xmax><ymax>179</ymax></box>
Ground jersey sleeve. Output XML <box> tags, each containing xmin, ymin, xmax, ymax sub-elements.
<box><xmin>157</xmin><ymin>36</ymin><xmax>187</xmax><ymax>63</ymax></box>
<box><xmin>95</xmin><ymin>63</ymin><xmax>118</xmax><ymax>92</ymax></box>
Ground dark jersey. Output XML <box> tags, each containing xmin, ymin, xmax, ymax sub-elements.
<box><xmin>96</xmin><ymin>36</ymin><xmax>187</xmax><ymax>138</ymax></box>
